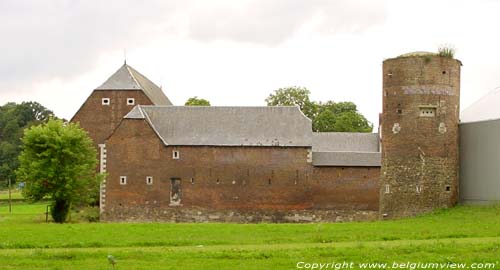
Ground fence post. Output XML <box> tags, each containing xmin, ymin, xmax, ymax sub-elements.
<box><xmin>8</xmin><ymin>178</ymin><xmax>12</xmax><ymax>213</ymax></box>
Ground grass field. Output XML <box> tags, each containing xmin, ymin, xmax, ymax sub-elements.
<box><xmin>0</xmin><ymin>197</ymin><xmax>499</xmax><ymax>269</ymax></box>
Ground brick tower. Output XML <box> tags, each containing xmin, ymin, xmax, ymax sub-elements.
<box><xmin>380</xmin><ymin>52</ymin><xmax>461</xmax><ymax>218</ymax></box>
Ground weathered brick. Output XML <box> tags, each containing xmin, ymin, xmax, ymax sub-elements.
<box><xmin>380</xmin><ymin>55</ymin><xmax>461</xmax><ymax>218</ymax></box>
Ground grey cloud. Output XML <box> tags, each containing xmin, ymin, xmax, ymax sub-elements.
<box><xmin>186</xmin><ymin>0</ymin><xmax>386</xmax><ymax>45</ymax></box>
<box><xmin>0</xmin><ymin>0</ymin><xmax>183</xmax><ymax>86</ymax></box>
<box><xmin>0</xmin><ymin>0</ymin><xmax>385</xmax><ymax>94</ymax></box>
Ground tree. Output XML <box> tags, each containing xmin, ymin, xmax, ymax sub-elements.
<box><xmin>265</xmin><ymin>86</ymin><xmax>316</xmax><ymax>119</ymax></box>
<box><xmin>266</xmin><ymin>87</ymin><xmax>373</xmax><ymax>132</ymax></box>
<box><xmin>185</xmin><ymin>97</ymin><xmax>211</xmax><ymax>106</ymax></box>
<box><xmin>313</xmin><ymin>101</ymin><xmax>373</xmax><ymax>132</ymax></box>
<box><xmin>16</xmin><ymin>119</ymin><xmax>99</xmax><ymax>223</ymax></box>
<box><xmin>0</xmin><ymin>102</ymin><xmax>55</xmax><ymax>186</ymax></box>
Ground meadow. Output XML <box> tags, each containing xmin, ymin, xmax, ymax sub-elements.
<box><xmin>0</xmin><ymin>190</ymin><xmax>499</xmax><ymax>269</ymax></box>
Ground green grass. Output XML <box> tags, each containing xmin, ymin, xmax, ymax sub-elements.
<box><xmin>0</xmin><ymin>202</ymin><xmax>499</xmax><ymax>269</ymax></box>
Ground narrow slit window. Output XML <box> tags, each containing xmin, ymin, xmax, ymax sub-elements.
<box><xmin>102</xmin><ymin>98</ymin><xmax>110</xmax><ymax>105</ymax></box>
<box><xmin>127</xmin><ymin>98</ymin><xmax>135</xmax><ymax>105</ymax></box>
<box><xmin>172</xmin><ymin>150</ymin><xmax>180</xmax><ymax>159</ymax></box>
<box><xmin>146</xmin><ymin>176</ymin><xmax>153</xmax><ymax>185</ymax></box>
<box><xmin>120</xmin><ymin>176</ymin><xmax>127</xmax><ymax>185</ymax></box>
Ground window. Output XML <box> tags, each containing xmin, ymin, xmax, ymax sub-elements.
<box><xmin>416</xmin><ymin>185</ymin><xmax>422</xmax><ymax>194</ymax></box>
<box><xmin>102</xmin><ymin>98</ymin><xmax>110</xmax><ymax>105</ymax></box>
<box><xmin>385</xmin><ymin>184</ymin><xmax>390</xmax><ymax>194</ymax></box>
<box><xmin>120</xmin><ymin>176</ymin><xmax>127</xmax><ymax>185</ymax></box>
<box><xmin>127</xmin><ymin>98</ymin><xmax>135</xmax><ymax>105</ymax></box>
<box><xmin>445</xmin><ymin>185</ymin><xmax>451</xmax><ymax>192</ymax></box>
<box><xmin>419</xmin><ymin>107</ymin><xmax>436</xmax><ymax>117</ymax></box>
<box><xmin>172</xmin><ymin>150</ymin><xmax>180</xmax><ymax>159</ymax></box>
<box><xmin>146</xmin><ymin>176</ymin><xmax>153</xmax><ymax>185</ymax></box>
<box><xmin>190</xmin><ymin>178</ymin><xmax>195</xmax><ymax>184</ymax></box>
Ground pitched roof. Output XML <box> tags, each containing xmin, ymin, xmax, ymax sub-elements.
<box><xmin>312</xmin><ymin>132</ymin><xmax>379</xmax><ymax>152</ymax></box>
<box><xmin>312</xmin><ymin>132</ymin><xmax>381</xmax><ymax>167</ymax></box>
<box><xmin>125</xmin><ymin>105</ymin><xmax>312</xmax><ymax>147</ymax></box>
<box><xmin>95</xmin><ymin>63</ymin><xmax>172</xmax><ymax>105</ymax></box>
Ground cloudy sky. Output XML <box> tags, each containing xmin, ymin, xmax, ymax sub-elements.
<box><xmin>1</xmin><ymin>0</ymin><xmax>500</xmax><ymax>127</ymax></box>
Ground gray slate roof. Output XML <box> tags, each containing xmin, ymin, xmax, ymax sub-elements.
<box><xmin>96</xmin><ymin>64</ymin><xmax>172</xmax><ymax>105</ymax></box>
<box><xmin>312</xmin><ymin>152</ymin><xmax>381</xmax><ymax>167</ymax></box>
<box><xmin>125</xmin><ymin>105</ymin><xmax>312</xmax><ymax>147</ymax></box>
<box><xmin>312</xmin><ymin>132</ymin><xmax>380</xmax><ymax>167</ymax></box>
<box><xmin>312</xmin><ymin>132</ymin><xmax>379</xmax><ymax>152</ymax></box>
<box><xmin>123</xmin><ymin>106</ymin><xmax>381</xmax><ymax>166</ymax></box>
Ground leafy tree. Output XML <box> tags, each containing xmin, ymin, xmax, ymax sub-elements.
<box><xmin>16</xmin><ymin>119</ymin><xmax>99</xmax><ymax>223</ymax></box>
<box><xmin>313</xmin><ymin>109</ymin><xmax>337</xmax><ymax>132</ymax></box>
<box><xmin>185</xmin><ymin>97</ymin><xmax>211</xmax><ymax>106</ymax></box>
<box><xmin>0</xmin><ymin>102</ymin><xmax>55</xmax><ymax>186</ymax></box>
<box><xmin>266</xmin><ymin>87</ymin><xmax>372</xmax><ymax>132</ymax></box>
<box><xmin>313</xmin><ymin>101</ymin><xmax>372</xmax><ymax>132</ymax></box>
<box><xmin>265</xmin><ymin>86</ymin><xmax>316</xmax><ymax>119</ymax></box>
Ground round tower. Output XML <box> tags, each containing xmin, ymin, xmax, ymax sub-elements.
<box><xmin>380</xmin><ymin>52</ymin><xmax>461</xmax><ymax>218</ymax></box>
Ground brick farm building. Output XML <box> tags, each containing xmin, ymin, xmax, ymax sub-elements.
<box><xmin>72</xmin><ymin>52</ymin><xmax>464</xmax><ymax>222</ymax></box>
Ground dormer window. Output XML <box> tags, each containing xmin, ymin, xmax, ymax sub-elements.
<box><xmin>127</xmin><ymin>98</ymin><xmax>135</xmax><ymax>105</ymax></box>
<box><xmin>102</xmin><ymin>98</ymin><xmax>110</xmax><ymax>105</ymax></box>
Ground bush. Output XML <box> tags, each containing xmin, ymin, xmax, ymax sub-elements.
<box><xmin>72</xmin><ymin>206</ymin><xmax>100</xmax><ymax>223</ymax></box>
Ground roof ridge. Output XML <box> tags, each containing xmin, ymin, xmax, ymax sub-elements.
<box><xmin>125</xmin><ymin>64</ymin><xmax>143</xmax><ymax>90</ymax></box>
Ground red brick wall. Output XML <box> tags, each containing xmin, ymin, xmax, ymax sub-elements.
<box><xmin>102</xmin><ymin>118</ymin><xmax>380</xmax><ymax>222</ymax></box>
<box><xmin>71</xmin><ymin>90</ymin><xmax>154</xmax><ymax>146</ymax></box>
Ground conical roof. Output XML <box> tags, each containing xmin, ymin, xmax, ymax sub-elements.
<box><xmin>461</xmin><ymin>88</ymin><xmax>500</xmax><ymax>123</ymax></box>
<box><xmin>95</xmin><ymin>63</ymin><xmax>172</xmax><ymax>105</ymax></box>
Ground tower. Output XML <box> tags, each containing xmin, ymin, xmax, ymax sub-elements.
<box><xmin>380</xmin><ymin>52</ymin><xmax>461</xmax><ymax>218</ymax></box>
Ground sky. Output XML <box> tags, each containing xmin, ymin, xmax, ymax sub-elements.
<box><xmin>1</xmin><ymin>0</ymin><xmax>500</xmax><ymax>127</ymax></box>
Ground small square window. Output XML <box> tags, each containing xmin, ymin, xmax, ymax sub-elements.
<box><xmin>445</xmin><ymin>185</ymin><xmax>451</xmax><ymax>192</ymax></box>
<box><xmin>419</xmin><ymin>107</ymin><xmax>436</xmax><ymax>117</ymax></box>
<box><xmin>102</xmin><ymin>98</ymin><xmax>110</xmax><ymax>105</ymax></box>
<box><xmin>127</xmin><ymin>98</ymin><xmax>135</xmax><ymax>105</ymax></box>
<box><xmin>172</xmin><ymin>150</ymin><xmax>180</xmax><ymax>159</ymax></box>
<box><xmin>146</xmin><ymin>176</ymin><xmax>153</xmax><ymax>185</ymax></box>
<box><xmin>120</xmin><ymin>176</ymin><xmax>127</xmax><ymax>185</ymax></box>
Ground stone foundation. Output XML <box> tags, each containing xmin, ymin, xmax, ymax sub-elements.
<box><xmin>101</xmin><ymin>207</ymin><xmax>378</xmax><ymax>223</ymax></box>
